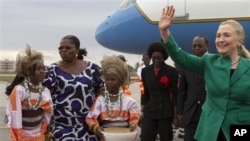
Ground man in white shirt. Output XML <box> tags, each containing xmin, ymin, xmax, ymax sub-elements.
<box><xmin>137</xmin><ymin>54</ymin><xmax>151</xmax><ymax>80</ymax></box>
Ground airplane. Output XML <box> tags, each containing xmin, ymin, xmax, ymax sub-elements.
<box><xmin>95</xmin><ymin>0</ymin><xmax>250</xmax><ymax>54</ymax></box>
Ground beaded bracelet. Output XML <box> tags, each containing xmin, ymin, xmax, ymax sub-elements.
<box><xmin>129</xmin><ymin>124</ymin><xmax>136</xmax><ymax>128</ymax></box>
<box><xmin>45</xmin><ymin>132</ymin><xmax>52</xmax><ymax>138</ymax></box>
<box><xmin>93</xmin><ymin>125</ymin><xmax>99</xmax><ymax>134</ymax></box>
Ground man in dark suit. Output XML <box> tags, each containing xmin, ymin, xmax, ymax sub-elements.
<box><xmin>177</xmin><ymin>35</ymin><xmax>208</xmax><ymax>141</ymax></box>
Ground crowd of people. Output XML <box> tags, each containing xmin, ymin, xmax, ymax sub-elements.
<box><xmin>4</xmin><ymin>5</ymin><xmax>250</xmax><ymax>141</ymax></box>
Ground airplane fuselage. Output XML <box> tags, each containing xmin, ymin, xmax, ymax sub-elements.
<box><xmin>95</xmin><ymin>0</ymin><xmax>250</xmax><ymax>54</ymax></box>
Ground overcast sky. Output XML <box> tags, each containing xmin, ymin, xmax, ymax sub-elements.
<box><xmin>0</xmin><ymin>0</ymin><xmax>156</xmax><ymax>67</ymax></box>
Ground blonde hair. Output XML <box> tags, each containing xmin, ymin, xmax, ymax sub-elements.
<box><xmin>100</xmin><ymin>55</ymin><xmax>129</xmax><ymax>86</ymax></box>
<box><xmin>16</xmin><ymin>44</ymin><xmax>44</xmax><ymax>77</ymax></box>
<box><xmin>220</xmin><ymin>20</ymin><xmax>250</xmax><ymax>58</ymax></box>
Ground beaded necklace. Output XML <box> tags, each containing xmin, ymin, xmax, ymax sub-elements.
<box><xmin>231</xmin><ymin>56</ymin><xmax>240</xmax><ymax>66</ymax></box>
<box><xmin>108</xmin><ymin>93</ymin><xmax>118</xmax><ymax>97</ymax></box>
<box><xmin>28</xmin><ymin>81</ymin><xmax>41</xmax><ymax>89</ymax></box>
<box><xmin>104</xmin><ymin>88</ymin><xmax>123</xmax><ymax>119</ymax></box>
<box><xmin>24</xmin><ymin>78</ymin><xmax>43</xmax><ymax>110</ymax></box>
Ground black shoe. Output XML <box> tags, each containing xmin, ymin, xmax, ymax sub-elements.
<box><xmin>178</xmin><ymin>134</ymin><xmax>184</xmax><ymax>138</ymax></box>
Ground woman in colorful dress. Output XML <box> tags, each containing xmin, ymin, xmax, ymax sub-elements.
<box><xmin>43</xmin><ymin>35</ymin><xmax>104</xmax><ymax>141</ymax></box>
<box><xmin>5</xmin><ymin>45</ymin><xmax>53</xmax><ymax>141</ymax></box>
<box><xmin>86</xmin><ymin>55</ymin><xmax>141</xmax><ymax>141</ymax></box>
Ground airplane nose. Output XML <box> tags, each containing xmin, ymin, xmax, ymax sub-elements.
<box><xmin>95</xmin><ymin>15</ymin><xmax>112</xmax><ymax>48</ymax></box>
<box><xmin>95</xmin><ymin>6</ymin><xmax>159</xmax><ymax>54</ymax></box>
<box><xmin>95</xmin><ymin>9</ymin><xmax>126</xmax><ymax>52</ymax></box>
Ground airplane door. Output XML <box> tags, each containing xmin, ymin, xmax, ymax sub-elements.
<box><xmin>136</xmin><ymin>0</ymin><xmax>249</xmax><ymax>22</ymax></box>
<box><xmin>136</xmin><ymin>0</ymin><xmax>188</xmax><ymax>23</ymax></box>
<box><xmin>167</xmin><ymin>0</ymin><xmax>188</xmax><ymax>19</ymax></box>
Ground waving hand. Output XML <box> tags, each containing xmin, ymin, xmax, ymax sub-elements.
<box><xmin>159</xmin><ymin>6</ymin><xmax>175</xmax><ymax>42</ymax></box>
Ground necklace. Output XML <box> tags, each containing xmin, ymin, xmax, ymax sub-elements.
<box><xmin>28</xmin><ymin>81</ymin><xmax>42</xmax><ymax>89</ymax></box>
<box><xmin>24</xmin><ymin>78</ymin><xmax>43</xmax><ymax>110</ymax></box>
<box><xmin>104</xmin><ymin>88</ymin><xmax>123</xmax><ymax>119</ymax></box>
<box><xmin>108</xmin><ymin>93</ymin><xmax>118</xmax><ymax>97</ymax></box>
<box><xmin>231</xmin><ymin>56</ymin><xmax>240</xmax><ymax>66</ymax></box>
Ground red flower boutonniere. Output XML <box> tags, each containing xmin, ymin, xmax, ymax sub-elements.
<box><xmin>160</xmin><ymin>75</ymin><xmax>170</xmax><ymax>88</ymax></box>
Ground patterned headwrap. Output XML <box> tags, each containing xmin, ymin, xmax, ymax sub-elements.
<box><xmin>100</xmin><ymin>55</ymin><xmax>129</xmax><ymax>86</ymax></box>
<box><xmin>15</xmin><ymin>44</ymin><xmax>43</xmax><ymax>77</ymax></box>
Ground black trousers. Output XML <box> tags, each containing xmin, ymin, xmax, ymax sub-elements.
<box><xmin>141</xmin><ymin>115</ymin><xmax>173</xmax><ymax>141</ymax></box>
<box><xmin>184</xmin><ymin>103</ymin><xmax>202</xmax><ymax>141</ymax></box>
<box><xmin>217</xmin><ymin>129</ymin><xmax>226</xmax><ymax>141</ymax></box>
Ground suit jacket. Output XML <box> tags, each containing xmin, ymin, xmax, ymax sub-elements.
<box><xmin>165</xmin><ymin>35</ymin><xmax>250</xmax><ymax>141</ymax></box>
<box><xmin>141</xmin><ymin>63</ymin><xmax>178</xmax><ymax>119</ymax></box>
<box><xmin>177</xmin><ymin>69</ymin><xmax>206</xmax><ymax>126</ymax></box>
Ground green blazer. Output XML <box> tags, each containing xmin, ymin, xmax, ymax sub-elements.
<box><xmin>164</xmin><ymin>35</ymin><xmax>250</xmax><ymax>141</ymax></box>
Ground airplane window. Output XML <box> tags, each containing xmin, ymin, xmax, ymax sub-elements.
<box><xmin>120</xmin><ymin>0</ymin><xmax>136</xmax><ymax>9</ymax></box>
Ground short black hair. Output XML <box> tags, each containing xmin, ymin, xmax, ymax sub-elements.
<box><xmin>196</xmin><ymin>35</ymin><xmax>209</xmax><ymax>45</ymax></box>
<box><xmin>147</xmin><ymin>42</ymin><xmax>168</xmax><ymax>60</ymax></box>
<box><xmin>142</xmin><ymin>53</ymin><xmax>149</xmax><ymax>59</ymax></box>
<box><xmin>117</xmin><ymin>55</ymin><xmax>126</xmax><ymax>62</ymax></box>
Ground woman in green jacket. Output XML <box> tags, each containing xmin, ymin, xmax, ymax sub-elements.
<box><xmin>159</xmin><ymin>6</ymin><xmax>250</xmax><ymax>141</ymax></box>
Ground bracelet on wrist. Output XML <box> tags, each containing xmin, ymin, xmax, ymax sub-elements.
<box><xmin>92</xmin><ymin>125</ymin><xmax>99</xmax><ymax>134</ymax></box>
<box><xmin>45</xmin><ymin>132</ymin><xmax>52</xmax><ymax>138</ymax></box>
<box><xmin>129</xmin><ymin>124</ymin><xmax>136</xmax><ymax>128</ymax></box>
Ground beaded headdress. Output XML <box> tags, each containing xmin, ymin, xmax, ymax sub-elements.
<box><xmin>15</xmin><ymin>44</ymin><xmax>43</xmax><ymax>77</ymax></box>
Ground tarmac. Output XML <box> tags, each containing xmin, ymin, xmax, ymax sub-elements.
<box><xmin>0</xmin><ymin>81</ymin><xmax>183</xmax><ymax>141</ymax></box>
<box><xmin>0</xmin><ymin>81</ymin><xmax>10</xmax><ymax>141</ymax></box>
